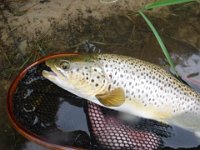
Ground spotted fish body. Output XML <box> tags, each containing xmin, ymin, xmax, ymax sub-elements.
<box><xmin>42</xmin><ymin>53</ymin><xmax>200</xmax><ymax>137</ymax></box>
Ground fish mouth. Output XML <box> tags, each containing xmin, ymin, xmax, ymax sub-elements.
<box><xmin>42</xmin><ymin>60</ymin><xmax>58</xmax><ymax>78</ymax></box>
<box><xmin>43</xmin><ymin>70</ymin><xmax>57</xmax><ymax>77</ymax></box>
<box><xmin>42</xmin><ymin>64</ymin><xmax>67</xmax><ymax>80</ymax></box>
<box><xmin>42</xmin><ymin>70</ymin><xmax>57</xmax><ymax>79</ymax></box>
<box><xmin>42</xmin><ymin>64</ymin><xmax>57</xmax><ymax>78</ymax></box>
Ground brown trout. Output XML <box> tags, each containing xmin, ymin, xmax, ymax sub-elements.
<box><xmin>42</xmin><ymin>53</ymin><xmax>200</xmax><ymax>138</ymax></box>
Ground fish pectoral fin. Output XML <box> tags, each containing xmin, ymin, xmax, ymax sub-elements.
<box><xmin>95</xmin><ymin>87</ymin><xmax>125</xmax><ymax>107</ymax></box>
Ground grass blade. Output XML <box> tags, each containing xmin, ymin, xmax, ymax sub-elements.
<box><xmin>138</xmin><ymin>10</ymin><xmax>177</xmax><ymax>75</ymax></box>
<box><xmin>144</xmin><ymin>0</ymin><xmax>195</xmax><ymax>10</ymax></box>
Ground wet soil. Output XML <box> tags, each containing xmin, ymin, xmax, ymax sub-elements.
<box><xmin>0</xmin><ymin>0</ymin><xmax>200</xmax><ymax>150</ymax></box>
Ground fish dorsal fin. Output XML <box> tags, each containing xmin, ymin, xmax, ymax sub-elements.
<box><xmin>95</xmin><ymin>87</ymin><xmax>125</xmax><ymax>107</ymax></box>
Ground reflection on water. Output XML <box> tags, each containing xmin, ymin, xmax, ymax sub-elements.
<box><xmin>163</xmin><ymin>126</ymin><xmax>200</xmax><ymax>149</ymax></box>
<box><xmin>174</xmin><ymin>53</ymin><xmax>200</xmax><ymax>93</ymax></box>
<box><xmin>56</xmin><ymin>99</ymin><xmax>89</xmax><ymax>134</ymax></box>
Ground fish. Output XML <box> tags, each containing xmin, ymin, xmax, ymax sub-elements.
<box><xmin>42</xmin><ymin>53</ymin><xmax>200</xmax><ymax>138</ymax></box>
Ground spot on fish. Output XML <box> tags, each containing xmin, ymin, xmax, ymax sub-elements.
<box><xmin>114</xmin><ymin>80</ymin><xmax>116</xmax><ymax>84</ymax></box>
<box><xmin>108</xmin><ymin>85</ymin><xmax>111</xmax><ymax>91</ymax></box>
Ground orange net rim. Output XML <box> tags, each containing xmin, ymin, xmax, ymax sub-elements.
<box><xmin>6</xmin><ymin>53</ymin><xmax>87</xmax><ymax>150</ymax></box>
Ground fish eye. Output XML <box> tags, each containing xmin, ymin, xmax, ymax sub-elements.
<box><xmin>60</xmin><ymin>61</ymin><xmax>70</xmax><ymax>70</ymax></box>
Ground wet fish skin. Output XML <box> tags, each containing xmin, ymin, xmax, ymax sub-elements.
<box><xmin>42</xmin><ymin>53</ymin><xmax>200</xmax><ymax>137</ymax></box>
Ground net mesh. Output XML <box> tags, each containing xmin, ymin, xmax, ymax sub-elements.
<box><xmin>87</xmin><ymin>102</ymin><xmax>172</xmax><ymax>150</ymax></box>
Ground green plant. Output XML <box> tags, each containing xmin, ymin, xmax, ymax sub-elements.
<box><xmin>139</xmin><ymin>0</ymin><xmax>196</xmax><ymax>76</ymax></box>
<box><xmin>144</xmin><ymin>0</ymin><xmax>195</xmax><ymax>10</ymax></box>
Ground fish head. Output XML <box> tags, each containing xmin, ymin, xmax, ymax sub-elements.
<box><xmin>42</xmin><ymin>55</ymin><xmax>109</xmax><ymax>102</ymax></box>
